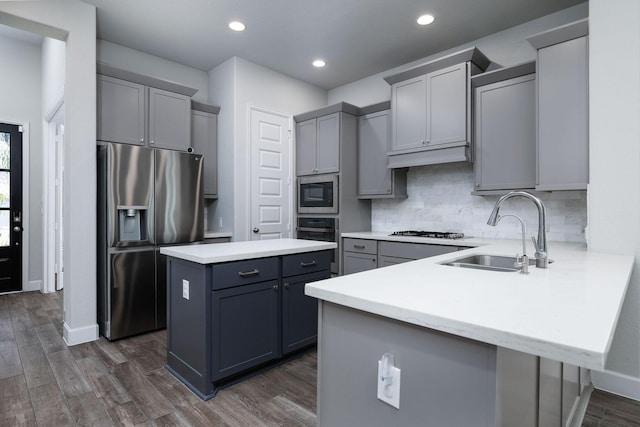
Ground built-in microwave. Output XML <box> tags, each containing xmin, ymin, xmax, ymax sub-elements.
<box><xmin>297</xmin><ymin>174</ymin><xmax>338</xmax><ymax>214</ymax></box>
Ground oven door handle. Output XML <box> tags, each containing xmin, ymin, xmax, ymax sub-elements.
<box><xmin>297</xmin><ymin>227</ymin><xmax>335</xmax><ymax>233</ymax></box>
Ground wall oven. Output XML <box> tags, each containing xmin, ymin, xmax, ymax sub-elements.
<box><xmin>297</xmin><ymin>175</ymin><xmax>338</xmax><ymax>214</ymax></box>
<box><xmin>297</xmin><ymin>217</ymin><xmax>338</xmax><ymax>274</ymax></box>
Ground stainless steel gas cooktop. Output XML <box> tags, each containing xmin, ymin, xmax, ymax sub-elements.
<box><xmin>390</xmin><ymin>230</ymin><xmax>465</xmax><ymax>239</ymax></box>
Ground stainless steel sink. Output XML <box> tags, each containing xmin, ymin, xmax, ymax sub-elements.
<box><xmin>441</xmin><ymin>254</ymin><xmax>536</xmax><ymax>272</ymax></box>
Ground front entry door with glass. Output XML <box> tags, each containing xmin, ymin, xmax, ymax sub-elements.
<box><xmin>0</xmin><ymin>123</ymin><xmax>22</xmax><ymax>293</ymax></box>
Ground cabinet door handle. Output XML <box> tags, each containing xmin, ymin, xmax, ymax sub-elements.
<box><xmin>300</xmin><ymin>261</ymin><xmax>317</xmax><ymax>268</ymax></box>
<box><xmin>273</xmin><ymin>284</ymin><xmax>279</xmax><ymax>292</ymax></box>
<box><xmin>284</xmin><ymin>283</ymin><xmax>290</xmax><ymax>289</ymax></box>
<box><xmin>238</xmin><ymin>269</ymin><xmax>259</xmax><ymax>277</ymax></box>
<box><xmin>354</xmin><ymin>245</ymin><xmax>365</xmax><ymax>249</ymax></box>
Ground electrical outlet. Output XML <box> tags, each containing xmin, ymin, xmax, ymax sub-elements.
<box><xmin>182</xmin><ymin>279</ymin><xmax>189</xmax><ymax>300</ymax></box>
<box><xmin>377</xmin><ymin>360</ymin><xmax>401</xmax><ymax>409</ymax></box>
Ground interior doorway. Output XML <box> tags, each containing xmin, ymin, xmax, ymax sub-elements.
<box><xmin>249</xmin><ymin>107</ymin><xmax>292</xmax><ymax>241</ymax></box>
<box><xmin>44</xmin><ymin>98</ymin><xmax>64</xmax><ymax>293</ymax></box>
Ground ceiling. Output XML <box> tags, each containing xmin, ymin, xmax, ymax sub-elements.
<box><xmin>18</xmin><ymin>0</ymin><xmax>586</xmax><ymax>90</ymax></box>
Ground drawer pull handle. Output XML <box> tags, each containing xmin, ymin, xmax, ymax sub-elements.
<box><xmin>273</xmin><ymin>284</ymin><xmax>279</xmax><ymax>292</ymax></box>
<box><xmin>238</xmin><ymin>269</ymin><xmax>259</xmax><ymax>277</ymax></box>
<box><xmin>284</xmin><ymin>283</ymin><xmax>290</xmax><ymax>289</ymax></box>
<box><xmin>354</xmin><ymin>245</ymin><xmax>365</xmax><ymax>249</ymax></box>
<box><xmin>300</xmin><ymin>261</ymin><xmax>317</xmax><ymax>268</ymax></box>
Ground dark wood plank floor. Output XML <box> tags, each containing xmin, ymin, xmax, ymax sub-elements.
<box><xmin>1</xmin><ymin>290</ymin><xmax>640</xmax><ymax>426</ymax></box>
<box><xmin>0</xmin><ymin>290</ymin><xmax>315</xmax><ymax>426</ymax></box>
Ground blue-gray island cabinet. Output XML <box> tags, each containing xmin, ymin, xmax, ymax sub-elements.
<box><xmin>160</xmin><ymin>239</ymin><xmax>336</xmax><ymax>400</ymax></box>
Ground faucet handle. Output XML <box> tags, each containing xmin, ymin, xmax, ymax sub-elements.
<box><xmin>531</xmin><ymin>236</ymin><xmax>546</xmax><ymax>257</ymax></box>
<box><xmin>531</xmin><ymin>236</ymin><xmax>539</xmax><ymax>252</ymax></box>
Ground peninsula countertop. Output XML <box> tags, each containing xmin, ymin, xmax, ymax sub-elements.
<box><xmin>160</xmin><ymin>238</ymin><xmax>336</xmax><ymax>264</ymax></box>
<box><xmin>306</xmin><ymin>238</ymin><xmax>634</xmax><ymax>370</ymax></box>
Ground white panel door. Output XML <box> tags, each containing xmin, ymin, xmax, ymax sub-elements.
<box><xmin>250</xmin><ymin>108</ymin><xmax>291</xmax><ymax>240</ymax></box>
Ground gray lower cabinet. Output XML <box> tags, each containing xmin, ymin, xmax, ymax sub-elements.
<box><xmin>211</xmin><ymin>279</ymin><xmax>279</xmax><ymax>381</ymax></box>
<box><xmin>357</xmin><ymin>103</ymin><xmax>407</xmax><ymax>199</ymax></box>
<box><xmin>472</xmin><ymin>62</ymin><xmax>536</xmax><ymax>192</ymax></box>
<box><xmin>528</xmin><ymin>19</ymin><xmax>589</xmax><ymax>191</ymax></box>
<box><xmin>343</xmin><ymin>252</ymin><xmax>378</xmax><ymax>274</ymax></box>
<box><xmin>342</xmin><ymin>237</ymin><xmax>463</xmax><ymax>275</ymax></box>
<box><xmin>497</xmin><ymin>348</ymin><xmax>585</xmax><ymax>427</ymax></box>
<box><xmin>343</xmin><ymin>238</ymin><xmax>377</xmax><ymax>275</ymax></box>
<box><xmin>191</xmin><ymin>102</ymin><xmax>220</xmax><ymax>197</ymax></box>
<box><xmin>378</xmin><ymin>240</ymin><xmax>459</xmax><ymax>260</ymax></box>
<box><xmin>166</xmin><ymin>250</ymin><xmax>331</xmax><ymax>399</ymax></box>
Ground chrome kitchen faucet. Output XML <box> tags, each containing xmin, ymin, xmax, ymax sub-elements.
<box><xmin>487</xmin><ymin>191</ymin><xmax>549</xmax><ymax>268</ymax></box>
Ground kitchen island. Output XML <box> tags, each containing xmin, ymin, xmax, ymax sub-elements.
<box><xmin>161</xmin><ymin>238</ymin><xmax>336</xmax><ymax>400</ymax></box>
<box><xmin>306</xmin><ymin>239</ymin><xmax>634</xmax><ymax>426</ymax></box>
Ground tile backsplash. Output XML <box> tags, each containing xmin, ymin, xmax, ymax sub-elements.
<box><xmin>372</xmin><ymin>163</ymin><xmax>587</xmax><ymax>243</ymax></box>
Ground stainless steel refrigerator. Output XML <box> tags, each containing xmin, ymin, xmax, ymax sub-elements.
<box><xmin>98</xmin><ymin>143</ymin><xmax>203</xmax><ymax>340</ymax></box>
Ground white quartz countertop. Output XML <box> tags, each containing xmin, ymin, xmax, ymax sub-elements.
<box><xmin>160</xmin><ymin>238</ymin><xmax>336</xmax><ymax>264</ymax></box>
<box><xmin>306</xmin><ymin>238</ymin><xmax>634</xmax><ymax>370</ymax></box>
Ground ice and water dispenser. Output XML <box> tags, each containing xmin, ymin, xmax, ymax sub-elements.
<box><xmin>117</xmin><ymin>205</ymin><xmax>148</xmax><ymax>242</ymax></box>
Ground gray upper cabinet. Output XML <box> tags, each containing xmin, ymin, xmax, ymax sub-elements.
<box><xmin>391</xmin><ymin>75</ymin><xmax>426</xmax><ymax>152</ymax></box>
<box><xmin>357</xmin><ymin>102</ymin><xmax>407</xmax><ymax>199</ymax></box>
<box><xmin>425</xmin><ymin>63</ymin><xmax>468</xmax><ymax>147</ymax></box>
<box><xmin>97</xmin><ymin>75</ymin><xmax>145</xmax><ymax>146</ymax></box>
<box><xmin>384</xmin><ymin>47</ymin><xmax>490</xmax><ymax>169</ymax></box>
<box><xmin>191</xmin><ymin>101</ymin><xmax>220</xmax><ymax>198</ymax></box>
<box><xmin>296</xmin><ymin>113</ymin><xmax>340</xmax><ymax>176</ymax></box>
<box><xmin>97</xmin><ymin>63</ymin><xmax>197</xmax><ymax>151</ymax></box>
<box><xmin>148</xmin><ymin>87</ymin><xmax>191</xmax><ymax>151</ymax></box>
<box><xmin>472</xmin><ymin>62</ymin><xmax>536</xmax><ymax>192</ymax></box>
<box><xmin>390</xmin><ymin>64</ymin><xmax>468</xmax><ymax>152</ymax></box>
<box><xmin>294</xmin><ymin>103</ymin><xmax>360</xmax><ymax>177</ymax></box>
<box><xmin>528</xmin><ymin>19</ymin><xmax>589</xmax><ymax>191</ymax></box>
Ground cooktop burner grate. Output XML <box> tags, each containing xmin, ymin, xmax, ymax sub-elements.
<box><xmin>390</xmin><ymin>230</ymin><xmax>465</xmax><ymax>239</ymax></box>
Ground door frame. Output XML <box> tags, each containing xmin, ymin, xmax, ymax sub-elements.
<box><xmin>43</xmin><ymin>90</ymin><xmax>64</xmax><ymax>293</ymax></box>
<box><xmin>246</xmin><ymin>105</ymin><xmax>294</xmax><ymax>241</ymax></box>
<box><xmin>0</xmin><ymin>118</ymin><xmax>30</xmax><ymax>292</ymax></box>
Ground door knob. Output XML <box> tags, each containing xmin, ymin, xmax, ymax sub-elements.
<box><xmin>13</xmin><ymin>226</ymin><xmax>22</xmax><ymax>232</ymax></box>
<box><xmin>252</xmin><ymin>227</ymin><xmax>259</xmax><ymax>233</ymax></box>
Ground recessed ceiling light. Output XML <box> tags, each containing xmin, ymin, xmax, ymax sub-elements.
<box><xmin>417</xmin><ymin>14</ymin><xmax>435</xmax><ymax>26</ymax></box>
<box><xmin>228</xmin><ymin>21</ymin><xmax>246</xmax><ymax>32</ymax></box>
<box><xmin>312</xmin><ymin>59</ymin><xmax>326</xmax><ymax>68</ymax></box>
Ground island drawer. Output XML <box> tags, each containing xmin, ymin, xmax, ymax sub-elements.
<box><xmin>282</xmin><ymin>250</ymin><xmax>332</xmax><ymax>277</ymax></box>
<box><xmin>378</xmin><ymin>241</ymin><xmax>459</xmax><ymax>260</ymax></box>
<box><xmin>343</xmin><ymin>238</ymin><xmax>377</xmax><ymax>255</ymax></box>
<box><xmin>210</xmin><ymin>257</ymin><xmax>279</xmax><ymax>290</ymax></box>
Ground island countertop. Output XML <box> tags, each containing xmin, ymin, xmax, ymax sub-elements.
<box><xmin>160</xmin><ymin>238</ymin><xmax>336</xmax><ymax>264</ymax></box>
<box><xmin>305</xmin><ymin>239</ymin><xmax>634</xmax><ymax>370</ymax></box>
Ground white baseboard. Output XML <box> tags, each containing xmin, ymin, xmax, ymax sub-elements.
<box><xmin>63</xmin><ymin>322</ymin><xmax>99</xmax><ymax>346</ymax></box>
<box><xmin>592</xmin><ymin>370</ymin><xmax>640</xmax><ymax>401</ymax></box>
<box><xmin>25</xmin><ymin>280</ymin><xmax>42</xmax><ymax>292</ymax></box>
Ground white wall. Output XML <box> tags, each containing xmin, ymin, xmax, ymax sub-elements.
<box><xmin>0</xmin><ymin>0</ymin><xmax>98</xmax><ymax>345</ymax></box>
<box><xmin>97</xmin><ymin>39</ymin><xmax>209</xmax><ymax>102</ymax></box>
<box><xmin>208</xmin><ymin>58</ymin><xmax>236</xmax><ymax>235</ymax></box>
<box><xmin>0</xmin><ymin>33</ymin><xmax>43</xmax><ymax>289</ymax></box>
<box><xmin>209</xmin><ymin>56</ymin><xmax>327</xmax><ymax>241</ymax></box>
<box><xmin>42</xmin><ymin>37</ymin><xmax>65</xmax><ymax>110</ymax></box>
<box><xmin>588</xmin><ymin>0</ymin><xmax>640</xmax><ymax>398</ymax></box>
